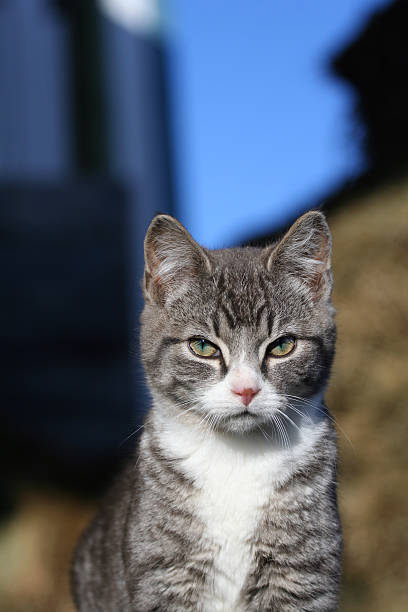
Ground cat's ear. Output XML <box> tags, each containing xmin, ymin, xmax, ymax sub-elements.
<box><xmin>263</xmin><ymin>211</ymin><xmax>332</xmax><ymax>301</ymax></box>
<box><xmin>143</xmin><ymin>214</ymin><xmax>212</xmax><ymax>305</ymax></box>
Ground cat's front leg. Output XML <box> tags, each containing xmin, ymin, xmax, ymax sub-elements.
<box><xmin>242</xmin><ymin>483</ymin><xmax>342</xmax><ymax>611</ymax></box>
<box><xmin>243</xmin><ymin>557</ymin><xmax>342</xmax><ymax>612</ymax></box>
<box><xmin>126</xmin><ymin>563</ymin><xmax>212</xmax><ymax>612</ymax></box>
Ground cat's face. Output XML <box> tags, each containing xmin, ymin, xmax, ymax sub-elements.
<box><xmin>141</xmin><ymin>213</ymin><xmax>335</xmax><ymax>436</ymax></box>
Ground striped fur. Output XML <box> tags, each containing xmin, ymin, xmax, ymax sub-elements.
<box><xmin>72</xmin><ymin>211</ymin><xmax>342</xmax><ymax>611</ymax></box>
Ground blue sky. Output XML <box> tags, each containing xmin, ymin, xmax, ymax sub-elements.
<box><xmin>166</xmin><ymin>0</ymin><xmax>391</xmax><ymax>247</ymax></box>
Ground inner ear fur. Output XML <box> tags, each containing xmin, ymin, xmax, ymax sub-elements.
<box><xmin>263</xmin><ymin>210</ymin><xmax>332</xmax><ymax>300</ymax></box>
<box><xmin>143</xmin><ymin>214</ymin><xmax>212</xmax><ymax>305</ymax></box>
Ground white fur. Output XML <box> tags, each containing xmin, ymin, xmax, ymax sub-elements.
<box><xmin>228</xmin><ymin>363</ymin><xmax>261</xmax><ymax>395</ymax></box>
<box><xmin>155</xmin><ymin>395</ymin><xmax>328</xmax><ymax>611</ymax></box>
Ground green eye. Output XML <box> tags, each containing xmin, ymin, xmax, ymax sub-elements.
<box><xmin>188</xmin><ymin>338</ymin><xmax>219</xmax><ymax>358</ymax></box>
<box><xmin>268</xmin><ymin>336</ymin><xmax>296</xmax><ymax>358</ymax></box>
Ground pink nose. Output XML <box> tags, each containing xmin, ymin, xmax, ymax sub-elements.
<box><xmin>233</xmin><ymin>387</ymin><xmax>259</xmax><ymax>406</ymax></box>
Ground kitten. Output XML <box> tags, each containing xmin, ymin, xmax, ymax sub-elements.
<box><xmin>72</xmin><ymin>211</ymin><xmax>342</xmax><ymax>611</ymax></box>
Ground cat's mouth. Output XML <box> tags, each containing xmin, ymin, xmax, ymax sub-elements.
<box><xmin>229</xmin><ymin>410</ymin><xmax>254</xmax><ymax>419</ymax></box>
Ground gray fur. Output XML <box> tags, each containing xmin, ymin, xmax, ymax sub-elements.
<box><xmin>72</xmin><ymin>211</ymin><xmax>342</xmax><ymax>611</ymax></box>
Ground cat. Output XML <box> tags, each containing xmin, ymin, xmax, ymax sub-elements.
<box><xmin>71</xmin><ymin>210</ymin><xmax>342</xmax><ymax>611</ymax></box>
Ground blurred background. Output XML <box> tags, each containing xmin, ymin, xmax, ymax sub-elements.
<box><xmin>0</xmin><ymin>1</ymin><xmax>407</xmax><ymax>610</ymax></box>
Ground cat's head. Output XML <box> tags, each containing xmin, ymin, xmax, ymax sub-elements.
<box><xmin>140</xmin><ymin>212</ymin><xmax>335</xmax><ymax>436</ymax></box>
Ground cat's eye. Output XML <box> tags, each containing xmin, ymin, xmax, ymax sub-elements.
<box><xmin>188</xmin><ymin>338</ymin><xmax>220</xmax><ymax>358</ymax></box>
<box><xmin>267</xmin><ymin>336</ymin><xmax>296</xmax><ymax>358</ymax></box>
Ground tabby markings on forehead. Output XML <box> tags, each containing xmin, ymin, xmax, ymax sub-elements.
<box><xmin>219</xmin><ymin>302</ymin><xmax>236</xmax><ymax>330</ymax></box>
<box><xmin>216</xmin><ymin>297</ymin><xmax>269</xmax><ymax>332</ymax></box>
<box><xmin>211</xmin><ymin>311</ymin><xmax>221</xmax><ymax>338</ymax></box>
<box><xmin>267</xmin><ymin>310</ymin><xmax>275</xmax><ymax>337</ymax></box>
<box><xmin>255</xmin><ymin>302</ymin><xmax>267</xmax><ymax>328</ymax></box>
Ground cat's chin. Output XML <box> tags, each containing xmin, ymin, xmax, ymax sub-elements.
<box><xmin>215</xmin><ymin>412</ymin><xmax>260</xmax><ymax>435</ymax></box>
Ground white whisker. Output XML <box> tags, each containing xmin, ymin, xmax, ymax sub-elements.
<box><xmin>285</xmin><ymin>393</ymin><xmax>355</xmax><ymax>451</ymax></box>
<box><xmin>271</xmin><ymin>413</ymin><xmax>288</xmax><ymax>449</ymax></box>
<box><xmin>119</xmin><ymin>424</ymin><xmax>144</xmax><ymax>447</ymax></box>
<box><xmin>275</xmin><ymin>408</ymin><xmax>301</xmax><ymax>434</ymax></box>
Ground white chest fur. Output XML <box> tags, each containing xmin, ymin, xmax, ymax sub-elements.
<box><xmin>157</xmin><ymin>413</ymin><xmax>326</xmax><ymax>611</ymax></box>
<box><xmin>189</xmin><ymin>436</ymin><xmax>282</xmax><ymax>612</ymax></box>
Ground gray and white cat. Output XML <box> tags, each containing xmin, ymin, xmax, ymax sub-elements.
<box><xmin>72</xmin><ymin>211</ymin><xmax>342</xmax><ymax>611</ymax></box>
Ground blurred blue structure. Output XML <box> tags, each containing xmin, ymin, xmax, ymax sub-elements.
<box><xmin>0</xmin><ymin>0</ymin><xmax>72</xmax><ymax>175</ymax></box>
<box><xmin>0</xmin><ymin>0</ymin><xmax>174</xmax><ymax>484</ymax></box>
<box><xmin>99</xmin><ymin>2</ymin><xmax>175</xmax><ymax>308</ymax></box>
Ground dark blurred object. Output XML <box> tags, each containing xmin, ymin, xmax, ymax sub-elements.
<box><xmin>0</xmin><ymin>182</ymin><xmax>136</xmax><ymax>494</ymax></box>
<box><xmin>52</xmin><ymin>0</ymin><xmax>108</xmax><ymax>172</ymax></box>
<box><xmin>333</xmin><ymin>0</ymin><xmax>408</xmax><ymax>178</ymax></box>
<box><xmin>0</xmin><ymin>0</ymin><xmax>174</xmax><ymax>496</ymax></box>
